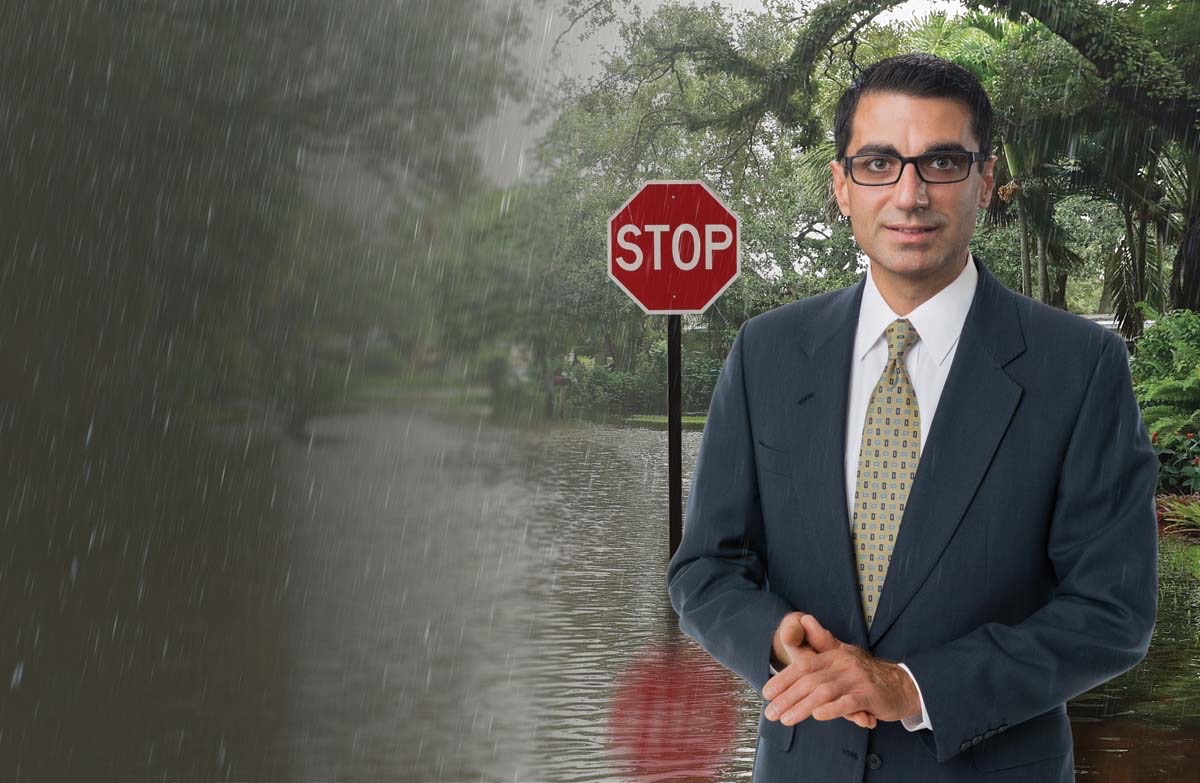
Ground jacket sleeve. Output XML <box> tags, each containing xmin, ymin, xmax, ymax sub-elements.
<box><xmin>666</xmin><ymin>321</ymin><xmax>794</xmax><ymax>697</ymax></box>
<box><xmin>902</xmin><ymin>330</ymin><xmax>1159</xmax><ymax>763</ymax></box>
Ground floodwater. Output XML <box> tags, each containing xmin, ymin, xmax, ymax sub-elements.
<box><xmin>2</xmin><ymin>397</ymin><xmax>1197</xmax><ymax>781</ymax></box>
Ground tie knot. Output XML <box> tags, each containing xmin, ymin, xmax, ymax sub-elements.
<box><xmin>885</xmin><ymin>318</ymin><xmax>919</xmax><ymax>362</ymax></box>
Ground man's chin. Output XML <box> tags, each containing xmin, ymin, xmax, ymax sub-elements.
<box><xmin>869</xmin><ymin>253</ymin><xmax>944</xmax><ymax>276</ymax></box>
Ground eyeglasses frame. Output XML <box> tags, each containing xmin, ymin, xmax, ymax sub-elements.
<box><xmin>842</xmin><ymin>150</ymin><xmax>990</xmax><ymax>186</ymax></box>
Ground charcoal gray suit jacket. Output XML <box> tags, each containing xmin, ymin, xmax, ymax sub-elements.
<box><xmin>666</xmin><ymin>256</ymin><xmax>1158</xmax><ymax>782</ymax></box>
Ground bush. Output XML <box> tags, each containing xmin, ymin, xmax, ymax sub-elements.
<box><xmin>1157</xmin><ymin>493</ymin><xmax>1200</xmax><ymax>538</ymax></box>
<box><xmin>1152</xmin><ymin>430</ymin><xmax>1200</xmax><ymax>495</ymax></box>
<box><xmin>681</xmin><ymin>351</ymin><xmax>722</xmax><ymax>413</ymax></box>
<box><xmin>567</xmin><ymin>349</ymin><xmax>723</xmax><ymax>416</ymax></box>
<box><xmin>1131</xmin><ymin>306</ymin><xmax>1200</xmax><ymax>439</ymax></box>
<box><xmin>568</xmin><ymin>362</ymin><xmax>629</xmax><ymax>414</ymax></box>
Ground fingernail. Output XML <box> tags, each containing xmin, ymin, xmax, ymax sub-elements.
<box><xmin>765</xmin><ymin>706</ymin><xmax>777</xmax><ymax>720</ymax></box>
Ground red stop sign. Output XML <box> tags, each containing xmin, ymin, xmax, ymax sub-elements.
<box><xmin>608</xmin><ymin>180</ymin><xmax>740</xmax><ymax>313</ymax></box>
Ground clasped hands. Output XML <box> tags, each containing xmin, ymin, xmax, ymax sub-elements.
<box><xmin>762</xmin><ymin>612</ymin><xmax>920</xmax><ymax>730</ymax></box>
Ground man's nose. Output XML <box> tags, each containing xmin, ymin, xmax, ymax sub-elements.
<box><xmin>893</xmin><ymin>161</ymin><xmax>929</xmax><ymax>209</ymax></box>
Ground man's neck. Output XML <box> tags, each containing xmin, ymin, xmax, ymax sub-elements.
<box><xmin>870</xmin><ymin>252</ymin><xmax>968</xmax><ymax>316</ymax></box>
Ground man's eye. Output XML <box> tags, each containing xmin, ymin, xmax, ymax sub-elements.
<box><xmin>929</xmin><ymin>156</ymin><xmax>953</xmax><ymax>169</ymax></box>
<box><xmin>865</xmin><ymin>157</ymin><xmax>895</xmax><ymax>171</ymax></box>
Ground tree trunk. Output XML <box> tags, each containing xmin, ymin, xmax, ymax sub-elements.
<box><xmin>603</xmin><ymin>329</ymin><xmax>622</xmax><ymax>371</ymax></box>
<box><xmin>527</xmin><ymin>338</ymin><xmax>554</xmax><ymax>419</ymax></box>
<box><xmin>1170</xmin><ymin>210</ymin><xmax>1200</xmax><ymax>312</ymax></box>
<box><xmin>542</xmin><ymin>362</ymin><xmax>555</xmax><ymax>418</ymax></box>
<box><xmin>1118</xmin><ymin>207</ymin><xmax>1143</xmax><ymax>341</ymax></box>
<box><xmin>1051</xmin><ymin>268</ymin><xmax>1069</xmax><ymax>310</ymax></box>
<box><xmin>1135</xmin><ymin>204</ymin><xmax>1149</xmax><ymax>326</ymax></box>
<box><xmin>1019</xmin><ymin>205</ymin><xmax>1031</xmax><ymax>298</ymax></box>
<box><xmin>624</xmin><ymin>317</ymin><xmax>644</xmax><ymax>372</ymax></box>
<box><xmin>1037</xmin><ymin>232</ymin><xmax>1049</xmax><ymax>304</ymax></box>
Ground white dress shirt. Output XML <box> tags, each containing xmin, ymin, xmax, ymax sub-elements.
<box><xmin>769</xmin><ymin>251</ymin><xmax>979</xmax><ymax>735</ymax></box>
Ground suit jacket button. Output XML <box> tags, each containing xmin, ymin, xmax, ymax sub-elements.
<box><xmin>960</xmin><ymin>741</ymin><xmax>971</xmax><ymax>752</ymax></box>
<box><xmin>984</xmin><ymin>729</ymin><xmax>995</xmax><ymax>739</ymax></box>
<box><xmin>866</xmin><ymin>753</ymin><xmax>882</xmax><ymax>770</ymax></box>
<box><xmin>998</xmin><ymin>725</ymin><xmax>1007</xmax><ymax>733</ymax></box>
<box><xmin>971</xmin><ymin>736</ymin><xmax>983</xmax><ymax>746</ymax></box>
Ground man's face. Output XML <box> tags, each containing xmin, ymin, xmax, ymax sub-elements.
<box><xmin>829</xmin><ymin>91</ymin><xmax>996</xmax><ymax>286</ymax></box>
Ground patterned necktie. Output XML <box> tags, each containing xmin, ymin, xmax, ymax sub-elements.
<box><xmin>852</xmin><ymin>318</ymin><xmax>921</xmax><ymax>628</ymax></box>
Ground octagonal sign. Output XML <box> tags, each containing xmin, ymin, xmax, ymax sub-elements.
<box><xmin>608</xmin><ymin>180</ymin><xmax>740</xmax><ymax>314</ymax></box>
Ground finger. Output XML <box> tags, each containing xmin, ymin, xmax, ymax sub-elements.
<box><xmin>800</xmin><ymin>614</ymin><xmax>840</xmax><ymax>653</ymax></box>
<box><xmin>765</xmin><ymin>663</ymin><xmax>834</xmax><ymax>720</ymax></box>
<box><xmin>844</xmin><ymin>710</ymin><xmax>873</xmax><ymax>729</ymax></box>
<box><xmin>846</xmin><ymin>711</ymin><xmax>877</xmax><ymax>729</ymax></box>
<box><xmin>812</xmin><ymin>693</ymin><xmax>868</xmax><ymax>722</ymax></box>
<box><xmin>778</xmin><ymin>680</ymin><xmax>846</xmax><ymax>726</ymax></box>
<box><xmin>769</xmin><ymin>647</ymin><xmax>845</xmax><ymax>711</ymax></box>
<box><xmin>762</xmin><ymin>647</ymin><xmax>822</xmax><ymax>700</ymax></box>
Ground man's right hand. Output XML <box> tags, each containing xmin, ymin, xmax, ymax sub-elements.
<box><xmin>769</xmin><ymin>612</ymin><xmax>877</xmax><ymax>729</ymax></box>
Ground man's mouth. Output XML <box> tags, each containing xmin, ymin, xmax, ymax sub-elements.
<box><xmin>887</xmin><ymin>225</ymin><xmax>939</xmax><ymax>241</ymax></box>
<box><xmin>887</xmin><ymin>225</ymin><xmax>938</xmax><ymax>234</ymax></box>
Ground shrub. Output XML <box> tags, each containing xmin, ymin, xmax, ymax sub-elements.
<box><xmin>1151</xmin><ymin>430</ymin><xmax>1200</xmax><ymax>495</ymax></box>
<box><xmin>1131</xmin><ymin>306</ymin><xmax>1200</xmax><ymax>438</ymax></box>
<box><xmin>568</xmin><ymin>349</ymin><xmax>723</xmax><ymax>416</ymax></box>
<box><xmin>569</xmin><ymin>363</ymin><xmax>643</xmax><ymax>415</ymax></box>
<box><xmin>1157</xmin><ymin>493</ymin><xmax>1200</xmax><ymax>538</ymax></box>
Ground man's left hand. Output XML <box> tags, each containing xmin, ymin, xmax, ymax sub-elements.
<box><xmin>762</xmin><ymin>615</ymin><xmax>920</xmax><ymax>726</ymax></box>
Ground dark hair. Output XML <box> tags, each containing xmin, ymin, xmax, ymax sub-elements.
<box><xmin>833</xmin><ymin>53</ymin><xmax>993</xmax><ymax>172</ymax></box>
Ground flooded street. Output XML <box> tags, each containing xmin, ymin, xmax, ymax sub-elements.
<box><xmin>3</xmin><ymin>397</ymin><xmax>1197</xmax><ymax>780</ymax></box>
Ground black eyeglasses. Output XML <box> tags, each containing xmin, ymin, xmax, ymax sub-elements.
<box><xmin>843</xmin><ymin>151</ymin><xmax>988</xmax><ymax>185</ymax></box>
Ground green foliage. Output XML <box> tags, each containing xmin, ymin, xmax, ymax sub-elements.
<box><xmin>1159</xmin><ymin>493</ymin><xmax>1200</xmax><ymax>533</ymax></box>
<box><xmin>452</xmin><ymin>0</ymin><xmax>1198</xmax><ymax>421</ymax></box>
<box><xmin>567</xmin><ymin>363</ymin><xmax>655</xmax><ymax>415</ymax></box>
<box><xmin>3</xmin><ymin>0</ymin><xmax>529</xmax><ymax>440</ymax></box>
<box><xmin>563</xmin><ymin>345</ymin><xmax>720</xmax><ymax>416</ymax></box>
<box><xmin>1150</xmin><ymin>430</ymin><xmax>1200</xmax><ymax>495</ymax></box>
<box><xmin>1158</xmin><ymin>531</ymin><xmax>1200</xmax><ymax>582</ymax></box>
<box><xmin>1131</xmin><ymin>307</ymin><xmax>1200</xmax><ymax>441</ymax></box>
<box><xmin>681</xmin><ymin>351</ymin><xmax>725</xmax><ymax>412</ymax></box>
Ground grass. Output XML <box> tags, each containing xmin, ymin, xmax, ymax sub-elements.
<box><xmin>624</xmin><ymin>414</ymin><xmax>708</xmax><ymax>429</ymax></box>
<box><xmin>1159</xmin><ymin>534</ymin><xmax>1200</xmax><ymax>582</ymax></box>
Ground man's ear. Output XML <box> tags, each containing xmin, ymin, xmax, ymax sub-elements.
<box><xmin>829</xmin><ymin>160</ymin><xmax>851</xmax><ymax>218</ymax></box>
<box><xmin>978</xmin><ymin>154</ymin><xmax>998</xmax><ymax>209</ymax></box>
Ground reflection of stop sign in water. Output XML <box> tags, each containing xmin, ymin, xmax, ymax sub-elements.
<box><xmin>606</xmin><ymin>639</ymin><xmax>740</xmax><ymax>780</ymax></box>
<box><xmin>607</xmin><ymin>181</ymin><xmax>740</xmax><ymax>314</ymax></box>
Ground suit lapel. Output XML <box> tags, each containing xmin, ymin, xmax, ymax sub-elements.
<box><xmin>866</xmin><ymin>259</ymin><xmax>1026</xmax><ymax>646</ymax></box>
<box><xmin>783</xmin><ymin>279</ymin><xmax>870</xmax><ymax>647</ymax></box>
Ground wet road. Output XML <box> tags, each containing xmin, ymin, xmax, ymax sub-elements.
<box><xmin>2</xmin><ymin>398</ymin><xmax>1196</xmax><ymax>780</ymax></box>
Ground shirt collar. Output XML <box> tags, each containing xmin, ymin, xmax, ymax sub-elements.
<box><xmin>855</xmin><ymin>251</ymin><xmax>978</xmax><ymax>366</ymax></box>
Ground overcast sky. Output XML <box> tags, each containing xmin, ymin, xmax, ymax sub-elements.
<box><xmin>474</xmin><ymin>0</ymin><xmax>967</xmax><ymax>184</ymax></box>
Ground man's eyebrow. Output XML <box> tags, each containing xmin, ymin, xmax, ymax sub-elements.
<box><xmin>850</xmin><ymin>141</ymin><xmax>970</xmax><ymax>156</ymax></box>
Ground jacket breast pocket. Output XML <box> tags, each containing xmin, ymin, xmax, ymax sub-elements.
<box><xmin>755</xmin><ymin>440</ymin><xmax>791</xmax><ymax>479</ymax></box>
<box><xmin>971</xmin><ymin>706</ymin><xmax>1072</xmax><ymax>772</ymax></box>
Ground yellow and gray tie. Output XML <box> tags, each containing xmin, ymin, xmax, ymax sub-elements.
<box><xmin>851</xmin><ymin>318</ymin><xmax>921</xmax><ymax>628</ymax></box>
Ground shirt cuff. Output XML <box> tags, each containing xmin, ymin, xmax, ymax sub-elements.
<box><xmin>897</xmin><ymin>662</ymin><xmax>932</xmax><ymax>732</ymax></box>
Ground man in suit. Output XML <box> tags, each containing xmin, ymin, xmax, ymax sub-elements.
<box><xmin>666</xmin><ymin>53</ymin><xmax>1158</xmax><ymax>782</ymax></box>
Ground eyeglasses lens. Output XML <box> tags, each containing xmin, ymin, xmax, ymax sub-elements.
<box><xmin>850</xmin><ymin>153</ymin><xmax>970</xmax><ymax>184</ymax></box>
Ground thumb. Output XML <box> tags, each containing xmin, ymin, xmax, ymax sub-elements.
<box><xmin>800</xmin><ymin>614</ymin><xmax>839</xmax><ymax>652</ymax></box>
<box><xmin>778</xmin><ymin>613</ymin><xmax>808</xmax><ymax>650</ymax></box>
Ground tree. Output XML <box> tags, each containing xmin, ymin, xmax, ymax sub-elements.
<box><xmin>0</xmin><ymin>0</ymin><xmax>528</xmax><ymax>438</ymax></box>
<box><xmin>550</xmin><ymin>0</ymin><xmax>1200</xmax><ymax>311</ymax></box>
